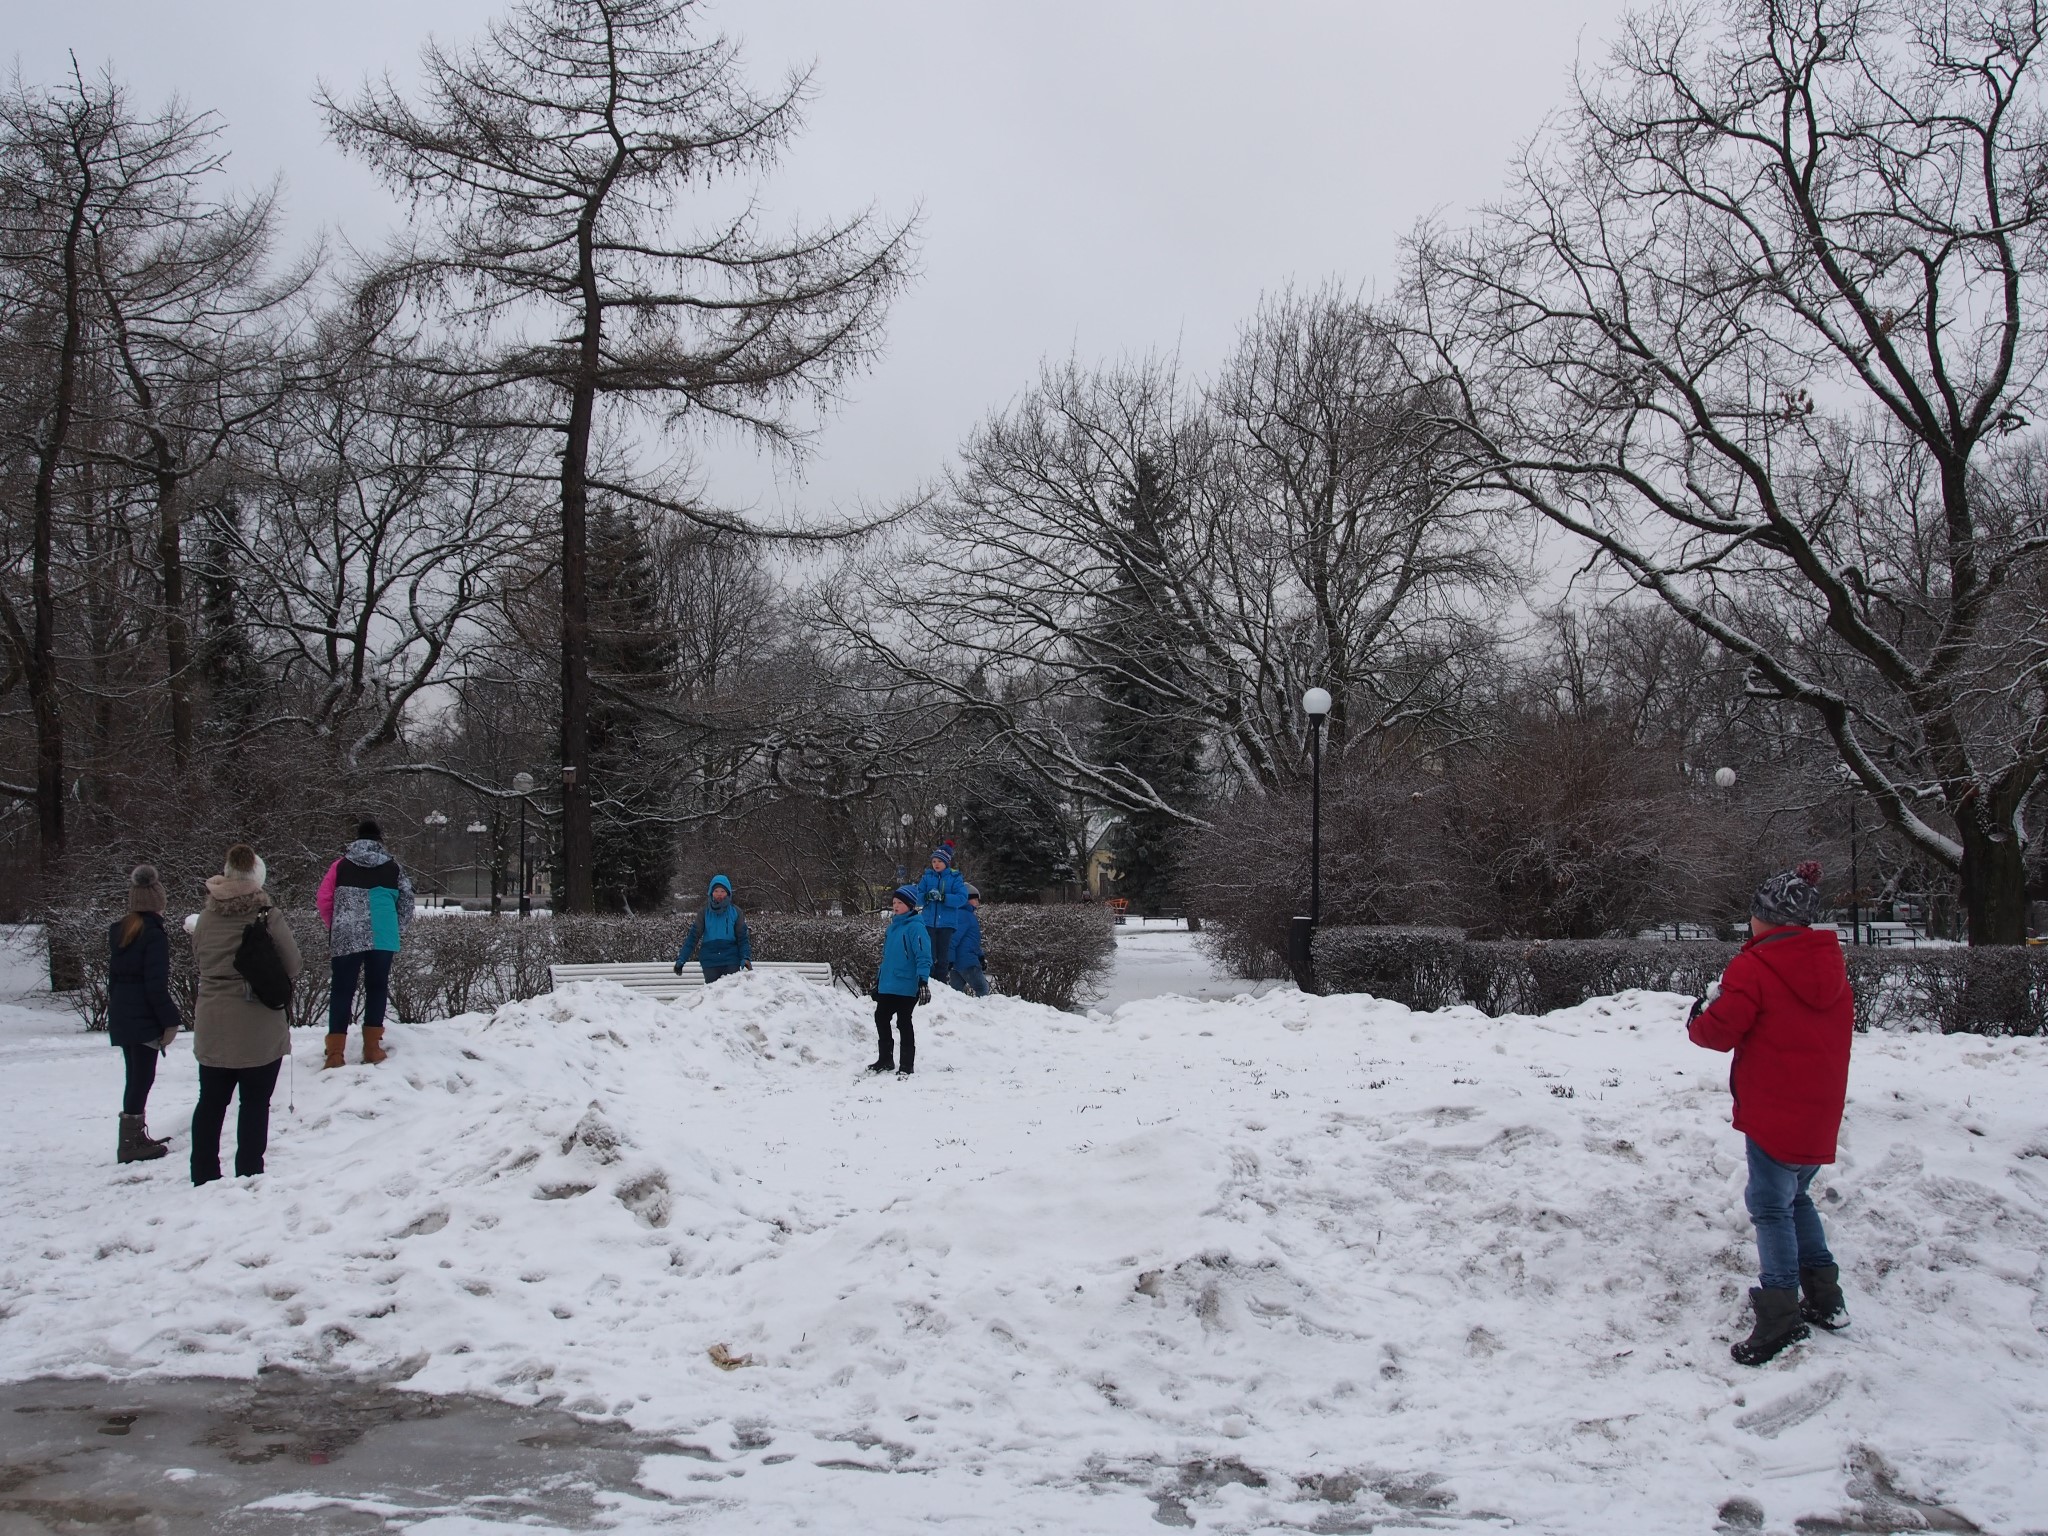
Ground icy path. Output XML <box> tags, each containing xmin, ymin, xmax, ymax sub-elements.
<box><xmin>2</xmin><ymin>944</ymin><xmax>2045</xmax><ymax>1533</ymax></box>
<box><xmin>1094</xmin><ymin>921</ymin><xmax>1268</xmax><ymax>1011</ymax></box>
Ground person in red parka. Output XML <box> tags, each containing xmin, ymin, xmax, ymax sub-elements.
<box><xmin>1688</xmin><ymin>860</ymin><xmax>1855</xmax><ymax>1365</ymax></box>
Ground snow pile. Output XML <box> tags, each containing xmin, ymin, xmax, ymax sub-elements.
<box><xmin>3</xmin><ymin>961</ymin><xmax>2046</xmax><ymax>1533</ymax></box>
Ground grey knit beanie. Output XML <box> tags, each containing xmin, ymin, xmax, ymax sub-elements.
<box><xmin>1751</xmin><ymin>860</ymin><xmax>1823</xmax><ymax>927</ymax></box>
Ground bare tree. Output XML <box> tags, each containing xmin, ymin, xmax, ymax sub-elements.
<box><xmin>0</xmin><ymin>67</ymin><xmax>113</xmax><ymax>873</ymax></box>
<box><xmin>825</xmin><ymin>325</ymin><xmax>1506</xmax><ymax>828</ymax></box>
<box><xmin>232</xmin><ymin>311</ymin><xmax>538</xmax><ymax>768</ymax></box>
<box><xmin>322</xmin><ymin>0</ymin><xmax>914</xmax><ymax>909</ymax></box>
<box><xmin>1410</xmin><ymin>0</ymin><xmax>2048</xmax><ymax>942</ymax></box>
<box><xmin>77</xmin><ymin>100</ymin><xmax>303</xmax><ymax>770</ymax></box>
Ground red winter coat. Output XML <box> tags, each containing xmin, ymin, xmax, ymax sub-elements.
<box><xmin>1687</xmin><ymin>925</ymin><xmax>1854</xmax><ymax>1165</ymax></box>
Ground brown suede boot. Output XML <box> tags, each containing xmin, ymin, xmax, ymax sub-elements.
<box><xmin>323</xmin><ymin>1033</ymin><xmax>347</xmax><ymax>1070</ymax></box>
<box><xmin>117</xmin><ymin>1114</ymin><xmax>169</xmax><ymax>1163</ymax></box>
<box><xmin>362</xmin><ymin>1027</ymin><xmax>387</xmax><ymax>1065</ymax></box>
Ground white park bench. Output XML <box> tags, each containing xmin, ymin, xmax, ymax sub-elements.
<box><xmin>549</xmin><ymin>960</ymin><xmax>835</xmax><ymax>1001</ymax></box>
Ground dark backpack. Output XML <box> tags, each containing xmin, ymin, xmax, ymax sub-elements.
<box><xmin>234</xmin><ymin>914</ymin><xmax>294</xmax><ymax>1012</ymax></box>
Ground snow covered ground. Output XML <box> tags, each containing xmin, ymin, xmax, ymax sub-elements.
<box><xmin>3</xmin><ymin>928</ymin><xmax>2046</xmax><ymax>1534</ymax></box>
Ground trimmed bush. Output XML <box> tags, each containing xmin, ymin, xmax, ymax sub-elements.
<box><xmin>1312</xmin><ymin>924</ymin><xmax>2048</xmax><ymax>1035</ymax></box>
<box><xmin>44</xmin><ymin>902</ymin><xmax>1116</xmax><ymax>1029</ymax></box>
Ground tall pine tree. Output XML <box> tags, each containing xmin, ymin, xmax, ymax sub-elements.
<box><xmin>1088</xmin><ymin>455</ymin><xmax>1204</xmax><ymax>914</ymax></box>
<box><xmin>961</xmin><ymin>759</ymin><xmax>1069</xmax><ymax>902</ymax></box>
<box><xmin>587</xmin><ymin>506</ymin><xmax>676</xmax><ymax>912</ymax></box>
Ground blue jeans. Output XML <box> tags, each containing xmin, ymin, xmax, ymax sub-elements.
<box><xmin>330</xmin><ymin>949</ymin><xmax>394</xmax><ymax>1035</ymax></box>
<box><xmin>702</xmin><ymin>965</ymin><xmax>742</xmax><ymax>984</ymax></box>
<box><xmin>948</xmin><ymin>965</ymin><xmax>989</xmax><ymax>997</ymax></box>
<box><xmin>1745</xmin><ymin>1137</ymin><xmax>1835</xmax><ymax>1291</ymax></box>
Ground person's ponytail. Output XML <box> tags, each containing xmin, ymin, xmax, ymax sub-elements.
<box><xmin>117</xmin><ymin>913</ymin><xmax>144</xmax><ymax>949</ymax></box>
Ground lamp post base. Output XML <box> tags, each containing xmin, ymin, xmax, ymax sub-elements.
<box><xmin>1289</xmin><ymin>915</ymin><xmax>1318</xmax><ymax>994</ymax></box>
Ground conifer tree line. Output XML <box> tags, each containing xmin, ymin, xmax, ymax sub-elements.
<box><xmin>3</xmin><ymin>0</ymin><xmax>2043</xmax><ymax>950</ymax></box>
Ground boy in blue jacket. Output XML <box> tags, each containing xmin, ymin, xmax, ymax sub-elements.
<box><xmin>914</xmin><ymin>842</ymin><xmax>970</xmax><ymax>982</ymax></box>
<box><xmin>675</xmin><ymin>875</ymin><xmax>752</xmax><ymax>983</ymax></box>
<box><xmin>948</xmin><ymin>884</ymin><xmax>990</xmax><ymax>997</ymax></box>
<box><xmin>872</xmin><ymin>886</ymin><xmax>933</xmax><ymax>1076</ymax></box>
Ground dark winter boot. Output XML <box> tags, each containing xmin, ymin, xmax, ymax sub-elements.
<box><xmin>362</xmin><ymin>1027</ymin><xmax>387</xmax><ymax>1065</ymax></box>
<box><xmin>866</xmin><ymin>1058</ymin><xmax>894</xmax><ymax>1075</ymax></box>
<box><xmin>323</xmin><ymin>1034</ymin><xmax>347</xmax><ymax>1070</ymax></box>
<box><xmin>117</xmin><ymin>1114</ymin><xmax>168</xmax><ymax>1164</ymax></box>
<box><xmin>1731</xmin><ymin>1286</ymin><xmax>1809</xmax><ymax>1366</ymax></box>
<box><xmin>1799</xmin><ymin>1265</ymin><xmax>1849</xmax><ymax>1331</ymax></box>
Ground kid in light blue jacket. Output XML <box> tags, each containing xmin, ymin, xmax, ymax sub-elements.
<box><xmin>914</xmin><ymin>842</ymin><xmax>970</xmax><ymax>982</ymax></box>
<box><xmin>871</xmin><ymin>886</ymin><xmax>933</xmax><ymax>1076</ymax></box>
<box><xmin>675</xmin><ymin>875</ymin><xmax>752</xmax><ymax>983</ymax></box>
<box><xmin>948</xmin><ymin>884</ymin><xmax>989</xmax><ymax>997</ymax></box>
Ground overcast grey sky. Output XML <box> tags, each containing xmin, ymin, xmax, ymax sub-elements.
<box><xmin>14</xmin><ymin>0</ymin><xmax>1632</xmax><ymax>520</ymax></box>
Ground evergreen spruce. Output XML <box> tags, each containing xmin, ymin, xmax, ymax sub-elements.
<box><xmin>1088</xmin><ymin>455</ymin><xmax>1203</xmax><ymax>914</ymax></box>
<box><xmin>962</xmin><ymin>761</ymin><xmax>1068</xmax><ymax>902</ymax></box>
<box><xmin>587</xmin><ymin>506</ymin><xmax>676</xmax><ymax>912</ymax></box>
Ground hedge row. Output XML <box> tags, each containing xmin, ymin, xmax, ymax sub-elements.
<box><xmin>1311</xmin><ymin>925</ymin><xmax>2048</xmax><ymax>1036</ymax></box>
<box><xmin>46</xmin><ymin>903</ymin><xmax>1116</xmax><ymax>1031</ymax></box>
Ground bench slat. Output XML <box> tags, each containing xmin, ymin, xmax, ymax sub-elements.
<box><xmin>548</xmin><ymin>959</ymin><xmax>833</xmax><ymax>997</ymax></box>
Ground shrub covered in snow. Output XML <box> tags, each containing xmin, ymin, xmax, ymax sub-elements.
<box><xmin>47</xmin><ymin>902</ymin><xmax>1115</xmax><ymax>1028</ymax></box>
<box><xmin>1313</xmin><ymin>925</ymin><xmax>2048</xmax><ymax>1034</ymax></box>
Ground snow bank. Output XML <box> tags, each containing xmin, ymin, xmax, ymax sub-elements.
<box><xmin>3</xmin><ymin>967</ymin><xmax>2045</xmax><ymax>1533</ymax></box>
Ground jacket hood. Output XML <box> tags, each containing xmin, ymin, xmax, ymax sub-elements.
<box><xmin>204</xmin><ymin>878</ymin><xmax>271</xmax><ymax>918</ymax></box>
<box><xmin>1748</xmin><ymin>925</ymin><xmax>1849</xmax><ymax>1010</ymax></box>
<box><xmin>345</xmin><ymin>838</ymin><xmax>393</xmax><ymax>866</ymax></box>
<box><xmin>707</xmin><ymin>875</ymin><xmax>732</xmax><ymax>900</ymax></box>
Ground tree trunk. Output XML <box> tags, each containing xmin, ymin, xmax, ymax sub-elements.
<box><xmin>156</xmin><ymin>467</ymin><xmax>193</xmax><ymax>767</ymax></box>
<box><xmin>558</xmin><ymin>375</ymin><xmax>597</xmax><ymax>915</ymax></box>
<box><xmin>1958</xmin><ymin>814</ymin><xmax>2029</xmax><ymax>946</ymax></box>
<box><xmin>24</xmin><ymin>177</ymin><xmax>91</xmax><ymax>893</ymax></box>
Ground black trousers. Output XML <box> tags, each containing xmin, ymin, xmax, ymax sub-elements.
<box><xmin>191</xmin><ymin>1059</ymin><xmax>283</xmax><ymax>1184</ymax></box>
<box><xmin>120</xmin><ymin>1044</ymin><xmax>158</xmax><ymax>1117</ymax></box>
<box><xmin>873</xmin><ymin>994</ymin><xmax>918</xmax><ymax>1072</ymax></box>
<box><xmin>926</xmin><ymin>926</ymin><xmax>954</xmax><ymax>982</ymax></box>
<box><xmin>329</xmin><ymin>949</ymin><xmax>394</xmax><ymax>1034</ymax></box>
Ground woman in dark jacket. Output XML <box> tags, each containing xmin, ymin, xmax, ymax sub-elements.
<box><xmin>106</xmin><ymin>864</ymin><xmax>182</xmax><ymax>1163</ymax></box>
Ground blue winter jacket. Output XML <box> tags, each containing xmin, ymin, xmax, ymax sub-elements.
<box><xmin>106</xmin><ymin>913</ymin><xmax>181</xmax><ymax>1049</ymax></box>
<box><xmin>877</xmin><ymin>910</ymin><xmax>934</xmax><ymax>996</ymax></box>
<box><xmin>951</xmin><ymin>904</ymin><xmax>984</xmax><ymax>971</ymax></box>
<box><xmin>915</xmin><ymin>866</ymin><xmax>969</xmax><ymax>931</ymax></box>
<box><xmin>677</xmin><ymin>876</ymin><xmax>751</xmax><ymax>971</ymax></box>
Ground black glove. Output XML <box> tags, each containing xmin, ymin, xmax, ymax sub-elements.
<box><xmin>917</xmin><ymin>984</ymin><xmax>931</xmax><ymax>1005</ymax></box>
<box><xmin>1686</xmin><ymin>996</ymin><xmax>1705</xmax><ymax>1023</ymax></box>
<box><xmin>674</xmin><ymin>962</ymin><xmax>685</xmax><ymax>976</ymax></box>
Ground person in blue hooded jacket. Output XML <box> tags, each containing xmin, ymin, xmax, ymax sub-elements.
<box><xmin>947</xmin><ymin>883</ymin><xmax>990</xmax><ymax>997</ymax></box>
<box><xmin>675</xmin><ymin>875</ymin><xmax>752</xmax><ymax>983</ymax></box>
<box><xmin>871</xmin><ymin>886</ymin><xmax>933</xmax><ymax>1076</ymax></box>
<box><xmin>914</xmin><ymin>842</ymin><xmax>970</xmax><ymax>983</ymax></box>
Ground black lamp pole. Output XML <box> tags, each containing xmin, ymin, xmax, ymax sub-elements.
<box><xmin>1310</xmin><ymin>711</ymin><xmax>1324</xmax><ymax>926</ymax></box>
<box><xmin>513</xmin><ymin>771</ymin><xmax>535</xmax><ymax>919</ymax></box>
<box><xmin>1292</xmin><ymin>687</ymin><xmax>1333</xmax><ymax>990</ymax></box>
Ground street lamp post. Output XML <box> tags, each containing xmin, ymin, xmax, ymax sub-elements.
<box><xmin>898</xmin><ymin>811</ymin><xmax>913</xmax><ymax>884</ymax></box>
<box><xmin>513</xmin><ymin>772</ymin><xmax>535</xmax><ymax>919</ymax></box>
<box><xmin>1291</xmin><ymin>688</ymin><xmax>1334</xmax><ymax>991</ymax></box>
<box><xmin>424</xmin><ymin>810</ymin><xmax>447</xmax><ymax>904</ymax></box>
<box><xmin>1836</xmin><ymin>764</ymin><xmax>1861</xmax><ymax>946</ymax></box>
<box><xmin>467</xmin><ymin>821</ymin><xmax>487</xmax><ymax>902</ymax></box>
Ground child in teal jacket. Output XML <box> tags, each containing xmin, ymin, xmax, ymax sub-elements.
<box><xmin>872</xmin><ymin>886</ymin><xmax>933</xmax><ymax>1076</ymax></box>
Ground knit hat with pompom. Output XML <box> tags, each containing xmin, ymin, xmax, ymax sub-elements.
<box><xmin>127</xmin><ymin>864</ymin><xmax>164</xmax><ymax>915</ymax></box>
<box><xmin>1751</xmin><ymin>860</ymin><xmax>1823</xmax><ymax>927</ymax></box>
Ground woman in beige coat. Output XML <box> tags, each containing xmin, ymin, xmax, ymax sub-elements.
<box><xmin>190</xmin><ymin>844</ymin><xmax>302</xmax><ymax>1185</ymax></box>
